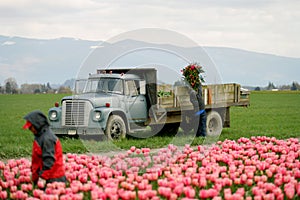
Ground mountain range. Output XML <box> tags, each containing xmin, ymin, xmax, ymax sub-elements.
<box><xmin>1</xmin><ymin>35</ymin><xmax>299</xmax><ymax>88</ymax></box>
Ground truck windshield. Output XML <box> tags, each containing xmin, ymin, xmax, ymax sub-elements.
<box><xmin>74</xmin><ymin>79</ymin><xmax>88</xmax><ymax>94</ymax></box>
<box><xmin>83</xmin><ymin>78</ymin><xmax>124</xmax><ymax>94</ymax></box>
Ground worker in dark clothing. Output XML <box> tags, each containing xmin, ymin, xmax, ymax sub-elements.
<box><xmin>189</xmin><ymin>85</ymin><xmax>207</xmax><ymax>137</ymax></box>
<box><xmin>23</xmin><ymin>110</ymin><xmax>66</xmax><ymax>185</ymax></box>
<box><xmin>195</xmin><ymin>84</ymin><xmax>207</xmax><ymax>137</ymax></box>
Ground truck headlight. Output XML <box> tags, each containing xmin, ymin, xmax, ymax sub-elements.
<box><xmin>93</xmin><ymin>111</ymin><xmax>101</xmax><ymax>121</ymax></box>
<box><xmin>49</xmin><ymin>111</ymin><xmax>58</xmax><ymax>121</ymax></box>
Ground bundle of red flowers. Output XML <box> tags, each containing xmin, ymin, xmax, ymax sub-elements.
<box><xmin>182</xmin><ymin>63</ymin><xmax>205</xmax><ymax>91</ymax></box>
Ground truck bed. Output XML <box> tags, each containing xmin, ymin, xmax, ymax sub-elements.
<box><xmin>157</xmin><ymin>83</ymin><xmax>250</xmax><ymax>110</ymax></box>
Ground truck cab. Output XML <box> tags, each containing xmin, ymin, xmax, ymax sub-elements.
<box><xmin>48</xmin><ymin>70</ymin><xmax>150</xmax><ymax>140</ymax></box>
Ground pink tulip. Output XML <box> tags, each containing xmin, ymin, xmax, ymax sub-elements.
<box><xmin>137</xmin><ymin>190</ymin><xmax>148</xmax><ymax>200</ymax></box>
<box><xmin>296</xmin><ymin>183</ymin><xmax>300</xmax><ymax>196</ymax></box>
<box><xmin>240</xmin><ymin>174</ymin><xmax>247</xmax><ymax>184</ymax></box>
<box><xmin>183</xmin><ymin>186</ymin><xmax>195</xmax><ymax>198</ymax></box>
<box><xmin>274</xmin><ymin>178</ymin><xmax>283</xmax><ymax>186</ymax></box>
<box><xmin>183</xmin><ymin>177</ymin><xmax>191</xmax><ymax>186</ymax></box>
<box><xmin>272</xmin><ymin>187</ymin><xmax>282</xmax><ymax>197</ymax></box>
<box><xmin>37</xmin><ymin>180</ymin><xmax>45</xmax><ymax>189</ymax></box>
<box><xmin>141</xmin><ymin>148</ymin><xmax>150</xmax><ymax>153</ymax></box>
<box><xmin>199</xmin><ymin>189</ymin><xmax>210</xmax><ymax>199</ymax></box>
<box><xmin>173</xmin><ymin>184</ymin><xmax>184</xmax><ymax>196</ymax></box>
<box><xmin>199</xmin><ymin>177</ymin><xmax>207</xmax><ymax>187</ymax></box>
<box><xmin>107</xmin><ymin>193</ymin><xmax>119</xmax><ymax>200</ymax></box>
<box><xmin>254</xmin><ymin>195</ymin><xmax>263</xmax><ymax>200</ymax></box>
<box><xmin>284</xmin><ymin>183</ymin><xmax>295</xmax><ymax>199</ymax></box>
<box><xmin>135</xmin><ymin>148</ymin><xmax>141</xmax><ymax>154</ymax></box>
<box><xmin>10</xmin><ymin>185</ymin><xmax>17</xmax><ymax>193</ymax></box>
<box><xmin>0</xmin><ymin>191</ymin><xmax>7</xmax><ymax>199</ymax></box>
<box><xmin>118</xmin><ymin>189</ymin><xmax>135</xmax><ymax>200</ymax></box>
<box><xmin>224</xmin><ymin>188</ymin><xmax>232</xmax><ymax>199</ymax></box>
<box><xmin>246</xmin><ymin>179</ymin><xmax>253</xmax><ymax>186</ymax></box>
<box><xmin>252</xmin><ymin>186</ymin><xmax>263</xmax><ymax>196</ymax></box>
<box><xmin>130</xmin><ymin>146</ymin><xmax>136</xmax><ymax>152</ymax></box>
<box><xmin>276</xmin><ymin>193</ymin><xmax>284</xmax><ymax>200</ymax></box>
<box><xmin>158</xmin><ymin>186</ymin><xmax>171</xmax><ymax>198</ymax></box>
<box><xmin>235</xmin><ymin>188</ymin><xmax>245</xmax><ymax>196</ymax></box>
<box><xmin>263</xmin><ymin>193</ymin><xmax>275</xmax><ymax>200</ymax></box>
<box><xmin>208</xmin><ymin>188</ymin><xmax>219</xmax><ymax>198</ymax></box>
<box><xmin>213</xmin><ymin>197</ymin><xmax>222</xmax><ymax>200</ymax></box>
<box><xmin>168</xmin><ymin>192</ymin><xmax>177</xmax><ymax>200</ymax></box>
<box><xmin>261</xmin><ymin>175</ymin><xmax>268</xmax><ymax>182</ymax></box>
<box><xmin>266</xmin><ymin>169</ymin><xmax>273</xmax><ymax>178</ymax></box>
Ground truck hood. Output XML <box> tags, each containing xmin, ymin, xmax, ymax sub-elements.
<box><xmin>62</xmin><ymin>93</ymin><xmax>121</xmax><ymax>108</ymax></box>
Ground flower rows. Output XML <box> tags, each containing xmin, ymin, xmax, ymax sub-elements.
<box><xmin>0</xmin><ymin>136</ymin><xmax>300</xmax><ymax>199</ymax></box>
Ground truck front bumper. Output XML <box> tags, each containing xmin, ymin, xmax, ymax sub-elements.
<box><xmin>51</xmin><ymin>127</ymin><xmax>105</xmax><ymax>136</ymax></box>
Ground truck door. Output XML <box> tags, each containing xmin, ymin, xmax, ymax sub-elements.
<box><xmin>124</xmin><ymin>79</ymin><xmax>147</xmax><ymax>122</ymax></box>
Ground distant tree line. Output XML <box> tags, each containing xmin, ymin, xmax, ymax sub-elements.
<box><xmin>254</xmin><ymin>81</ymin><xmax>300</xmax><ymax>91</ymax></box>
<box><xmin>1</xmin><ymin>77</ymin><xmax>300</xmax><ymax>94</ymax></box>
<box><xmin>0</xmin><ymin>77</ymin><xmax>72</xmax><ymax>94</ymax></box>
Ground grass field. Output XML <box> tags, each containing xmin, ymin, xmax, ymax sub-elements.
<box><xmin>0</xmin><ymin>91</ymin><xmax>300</xmax><ymax>159</ymax></box>
<box><xmin>221</xmin><ymin>91</ymin><xmax>300</xmax><ymax>140</ymax></box>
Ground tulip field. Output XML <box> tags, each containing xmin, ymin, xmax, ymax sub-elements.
<box><xmin>1</xmin><ymin>91</ymin><xmax>300</xmax><ymax>199</ymax></box>
<box><xmin>1</xmin><ymin>136</ymin><xmax>300</xmax><ymax>199</ymax></box>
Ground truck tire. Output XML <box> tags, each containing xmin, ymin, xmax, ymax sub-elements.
<box><xmin>105</xmin><ymin>115</ymin><xmax>126</xmax><ymax>140</ymax></box>
<box><xmin>206</xmin><ymin>110</ymin><xmax>223</xmax><ymax>136</ymax></box>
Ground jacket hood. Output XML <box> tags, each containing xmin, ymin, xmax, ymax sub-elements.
<box><xmin>24</xmin><ymin>110</ymin><xmax>49</xmax><ymax>131</ymax></box>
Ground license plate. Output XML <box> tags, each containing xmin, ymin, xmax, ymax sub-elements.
<box><xmin>68</xmin><ymin>130</ymin><xmax>76</xmax><ymax>135</ymax></box>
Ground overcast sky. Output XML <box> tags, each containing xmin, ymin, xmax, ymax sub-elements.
<box><xmin>1</xmin><ymin>0</ymin><xmax>300</xmax><ymax>58</ymax></box>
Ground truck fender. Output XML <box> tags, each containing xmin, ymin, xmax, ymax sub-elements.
<box><xmin>96</xmin><ymin>108</ymin><xmax>129</xmax><ymax>133</ymax></box>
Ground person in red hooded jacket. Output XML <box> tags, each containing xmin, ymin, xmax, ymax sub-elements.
<box><xmin>23</xmin><ymin>110</ymin><xmax>66</xmax><ymax>185</ymax></box>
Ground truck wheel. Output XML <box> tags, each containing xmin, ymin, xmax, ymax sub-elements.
<box><xmin>105</xmin><ymin>115</ymin><xmax>126</xmax><ymax>140</ymax></box>
<box><xmin>206</xmin><ymin>111</ymin><xmax>223</xmax><ymax>136</ymax></box>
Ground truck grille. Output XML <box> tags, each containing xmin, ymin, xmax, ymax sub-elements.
<box><xmin>62</xmin><ymin>100</ymin><xmax>92</xmax><ymax>126</ymax></box>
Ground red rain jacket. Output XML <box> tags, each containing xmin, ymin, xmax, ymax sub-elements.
<box><xmin>24</xmin><ymin>110</ymin><xmax>65</xmax><ymax>183</ymax></box>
